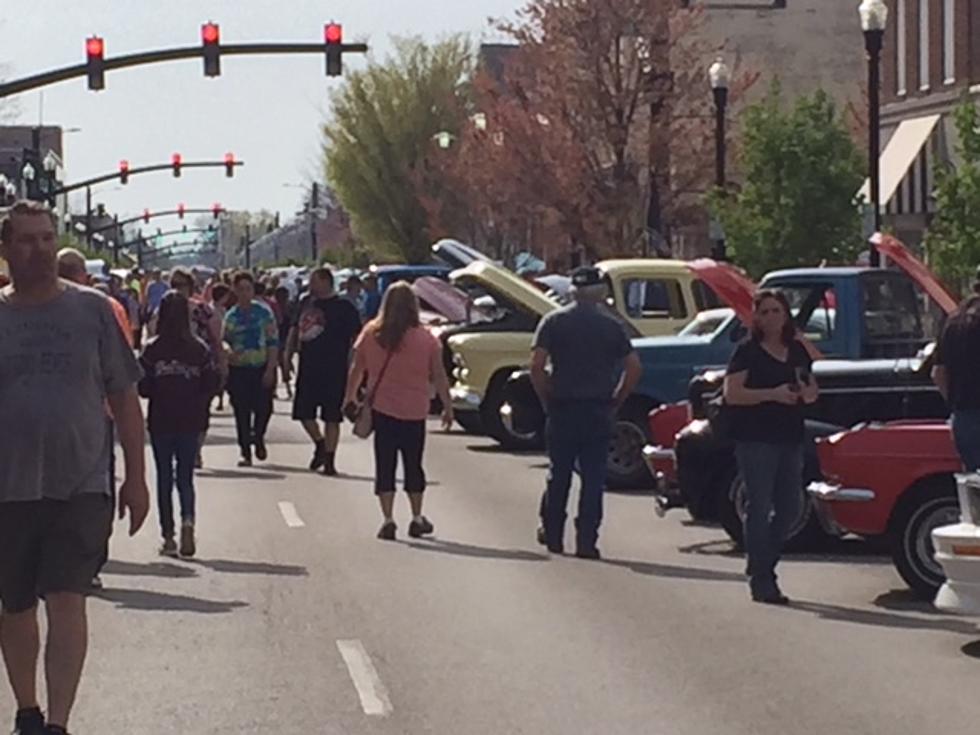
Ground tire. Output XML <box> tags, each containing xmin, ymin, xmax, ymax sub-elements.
<box><xmin>455</xmin><ymin>412</ymin><xmax>484</xmax><ymax>435</ymax></box>
<box><xmin>482</xmin><ymin>373</ymin><xmax>543</xmax><ymax>450</ymax></box>
<box><xmin>720</xmin><ymin>473</ymin><xmax>826</xmax><ymax>552</ymax></box>
<box><xmin>888</xmin><ymin>480</ymin><xmax>959</xmax><ymax>598</ymax></box>
<box><xmin>607</xmin><ymin>403</ymin><xmax>656</xmax><ymax>489</ymax></box>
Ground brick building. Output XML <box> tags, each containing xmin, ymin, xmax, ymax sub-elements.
<box><xmin>868</xmin><ymin>0</ymin><xmax>979</xmax><ymax>246</ymax></box>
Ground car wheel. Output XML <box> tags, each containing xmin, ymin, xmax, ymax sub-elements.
<box><xmin>455</xmin><ymin>412</ymin><xmax>484</xmax><ymax>435</ymax></box>
<box><xmin>607</xmin><ymin>407</ymin><xmax>654</xmax><ymax>489</ymax></box>
<box><xmin>720</xmin><ymin>474</ymin><xmax>826</xmax><ymax>552</ymax></box>
<box><xmin>481</xmin><ymin>376</ymin><xmax>543</xmax><ymax>450</ymax></box>
<box><xmin>889</xmin><ymin>481</ymin><xmax>959</xmax><ymax>598</ymax></box>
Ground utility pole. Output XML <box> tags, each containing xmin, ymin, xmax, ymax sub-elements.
<box><xmin>310</xmin><ymin>182</ymin><xmax>320</xmax><ymax>262</ymax></box>
<box><xmin>85</xmin><ymin>186</ymin><xmax>93</xmax><ymax>250</ymax></box>
<box><xmin>244</xmin><ymin>223</ymin><xmax>252</xmax><ymax>270</ymax></box>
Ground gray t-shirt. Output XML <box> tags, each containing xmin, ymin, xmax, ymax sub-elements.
<box><xmin>0</xmin><ymin>283</ymin><xmax>142</xmax><ymax>503</ymax></box>
<box><xmin>532</xmin><ymin>301</ymin><xmax>633</xmax><ymax>402</ymax></box>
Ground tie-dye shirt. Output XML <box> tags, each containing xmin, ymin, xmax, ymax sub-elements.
<box><xmin>223</xmin><ymin>300</ymin><xmax>279</xmax><ymax>368</ymax></box>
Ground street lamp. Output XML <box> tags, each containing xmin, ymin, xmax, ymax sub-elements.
<box><xmin>709</xmin><ymin>56</ymin><xmax>730</xmax><ymax>261</ymax></box>
<box><xmin>860</xmin><ymin>0</ymin><xmax>888</xmax><ymax>267</ymax></box>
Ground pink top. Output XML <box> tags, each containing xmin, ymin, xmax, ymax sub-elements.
<box><xmin>356</xmin><ymin>325</ymin><xmax>440</xmax><ymax>421</ymax></box>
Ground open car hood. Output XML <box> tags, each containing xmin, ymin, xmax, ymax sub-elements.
<box><xmin>872</xmin><ymin>234</ymin><xmax>958</xmax><ymax>315</ymax></box>
<box><xmin>431</xmin><ymin>239</ymin><xmax>496</xmax><ymax>270</ymax></box>
<box><xmin>412</xmin><ymin>276</ymin><xmax>470</xmax><ymax>324</ymax></box>
<box><xmin>450</xmin><ymin>260</ymin><xmax>558</xmax><ymax>318</ymax></box>
<box><xmin>686</xmin><ymin>259</ymin><xmax>757</xmax><ymax>325</ymax></box>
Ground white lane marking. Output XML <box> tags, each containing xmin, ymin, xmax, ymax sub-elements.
<box><xmin>336</xmin><ymin>639</ymin><xmax>393</xmax><ymax>717</ymax></box>
<box><xmin>277</xmin><ymin>501</ymin><xmax>305</xmax><ymax>528</ymax></box>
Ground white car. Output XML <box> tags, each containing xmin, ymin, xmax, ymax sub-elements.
<box><xmin>933</xmin><ymin>473</ymin><xmax>980</xmax><ymax>614</ymax></box>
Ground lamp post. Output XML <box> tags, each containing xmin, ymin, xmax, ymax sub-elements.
<box><xmin>20</xmin><ymin>162</ymin><xmax>36</xmax><ymax>200</ymax></box>
<box><xmin>709</xmin><ymin>57</ymin><xmax>730</xmax><ymax>262</ymax></box>
<box><xmin>860</xmin><ymin>0</ymin><xmax>888</xmax><ymax>267</ymax></box>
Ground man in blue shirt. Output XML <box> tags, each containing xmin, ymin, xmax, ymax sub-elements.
<box><xmin>530</xmin><ymin>267</ymin><xmax>642</xmax><ymax>559</ymax></box>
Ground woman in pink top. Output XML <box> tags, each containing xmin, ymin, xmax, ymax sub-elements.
<box><xmin>345</xmin><ymin>282</ymin><xmax>453</xmax><ymax>541</ymax></box>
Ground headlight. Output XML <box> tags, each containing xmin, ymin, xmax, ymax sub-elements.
<box><xmin>452</xmin><ymin>352</ymin><xmax>467</xmax><ymax>370</ymax></box>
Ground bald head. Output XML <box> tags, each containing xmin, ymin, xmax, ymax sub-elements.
<box><xmin>57</xmin><ymin>248</ymin><xmax>89</xmax><ymax>285</ymax></box>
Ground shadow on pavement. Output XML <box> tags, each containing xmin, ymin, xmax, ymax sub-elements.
<box><xmin>960</xmin><ymin>640</ymin><xmax>980</xmax><ymax>658</ymax></box>
<box><xmin>466</xmin><ymin>444</ymin><xmax>544</xmax><ymax>457</ymax></box>
<box><xmin>93</xmin><ymin>588</ymin><xmax>248</xmax><ymax>614</ymax></box>
<box><xmin>181</xmin><ymin>558</ymin><xmax>308</xmax><ymax>577</ymax></box>
<box><xmin>102</xmin><ymin>560</ymin><xmax>198</xmax><ymax>579</ymax></box>
<box><xmin>677</xmin><ymin>538</ymin><xmax>890</xmax><ymax>565</ymax></box>
<box><xmin>403</xmin><ymin>538</ymin><xmax>548</xmax><ymax>562</ymax></box>
<box><xmin>873</xmin><ymin>589</ymin><xmax>942</xmax><ymax>614</ymax></box>
<box><xmin>787</xmin><ymin>600</ymin><xmax>978</xmax><ymax>634</ymax></box>
<box><xmin>196</xmin><ymin>468</ymin><xmax>288</xmax><ymax>481</ymax></box>
<box><xmin>602</xmin><ymin>557</ymin><xmax>745</xmax><ymax>583</ymax></box>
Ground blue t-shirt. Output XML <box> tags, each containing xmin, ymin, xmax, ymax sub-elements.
<box><xmin>532</xmin><ymin>302</ymin><xmax>633</xmax><ymax>402</ymax></box>
<box><xmin>146</xmin><ymin>281</ymin><xmax>169</xmax><ymax>313</ymax></box>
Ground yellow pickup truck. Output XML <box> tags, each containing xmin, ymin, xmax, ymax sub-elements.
<box><xmin>447</xmin><ymin>259</ymin><xmax>719</xmax><ymax>446</ymax></box>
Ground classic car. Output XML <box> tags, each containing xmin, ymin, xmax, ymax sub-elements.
<box><xmin>810</xmin><ymin>421</ymin><xmax>961</xmax><ymax>597</ymax></box>
<box><xmin>650</xmin><ymin>235</ymin><xmax>958</xmax><ymax>532</ymax></box>
<box><xmin>371</xmin><ymin>264</ymin><xmax>451</xmax><ymax>293</ymax></box>
<box><xmin>934</xmin><ymin>473</ymin><xmax>980</xmax><ymax>614</ymax></box>
<box><xmin>449</xmin><ymin>258</ymin><xmax>724</xmax><ymax>446</ymax></box>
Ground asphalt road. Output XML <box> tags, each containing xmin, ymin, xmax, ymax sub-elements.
<box><xmin>3</xmin><ymin>400</ymin><xmax>980</xmax><ymax>734</ymax></box>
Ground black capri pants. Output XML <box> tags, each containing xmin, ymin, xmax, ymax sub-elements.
<box><xmin>372</xmin><ymin>411</ymin><xmax>427</xmax><ymax>495</ymax></box>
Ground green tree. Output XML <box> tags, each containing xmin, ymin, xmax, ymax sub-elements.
<box><xmin>925</xmin><ymin>97</ymin><xmax>980</xmax><ymax>292</ymax></box>
<box><xmin>711</xmin><ymin>84</ymin><xmax>864</xmax><ymax>278</ymax></box>
<box><xmin>323</xmin><ymin>37</ymin><xmax>472</xmax><ymax>263</ymax></box>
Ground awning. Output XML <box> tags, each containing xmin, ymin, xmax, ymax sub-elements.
<box><xmin>857</xmin><ymin>114</ymin><xmax>941</xmax><ymax>207</ymax></box>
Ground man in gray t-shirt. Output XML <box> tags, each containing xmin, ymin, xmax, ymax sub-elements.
<box><xmin>530</xmin><ymin>266</ymin><xmax>642</xmax><ymax>558</ymax></box>
<box><xmin>0</xmin><ymin>201</ymin><xmax>148</xmax><ymax>735</ymax></box>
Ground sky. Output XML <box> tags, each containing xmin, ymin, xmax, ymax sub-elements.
<box><xmin>1</xmin><ymin>0</ymin><xmax>523</xmax><ymax>228</ymax></box>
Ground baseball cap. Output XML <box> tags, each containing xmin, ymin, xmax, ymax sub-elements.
<box><xmin>570</xmin><ymin>266</ymin><xmax>604</xmax><ymax>288</ymax></box>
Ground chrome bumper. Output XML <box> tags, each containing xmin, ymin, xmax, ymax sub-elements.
<box><xmin>643</xmin><ymin>445</ymin><xmax>676</xmax><ymax>463</ymax></box>
<box><xmin>806</xmin><ymin>481</ymin><xmax>876</xmax><ymax>503</ymax></box>
<box><xmin>450</xmin><ymin>386</ymin><xmax>483</xmax><ymax>412</ymax></box>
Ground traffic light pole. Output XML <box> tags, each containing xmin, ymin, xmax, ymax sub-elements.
<box><xmin>0</xmin><ymin>42</ymin><xmax>369</xmax><ymax>99</ymax></box>
<box><xmin>86</xmin><ymin>207</ymin><xmax>223</xmax><ymax>236</ymax></box>
<box><xmin>49</xmin><ymin>159</ymin><xmax>244</xmax><ymax>200</ymax></box>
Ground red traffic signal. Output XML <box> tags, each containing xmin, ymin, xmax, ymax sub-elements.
<box><xmin>177</xmin><ymin>203</ymin><xmax>186</xmax><ymax>219</ymax></box>
<box><xmin>143</xmin><ymin>208</ymin><xmax>151</xmax><ymax>224</ymax></box>
<box><xmin>224</xmin><ymin>152</ymin><xmax>236</xmax><ymax>178</ymax></box>
<box><xmin>211</xmin><ymin>203</ymin><xmax>223</xmax><ymax>219</ymax></box>
<box><xmin>325</xmin><ymin>23</ymin><xmax>343</xmax><ymax>44</ymax></box>
<box><xmin>85</xmin><ymin>36</ymin><xmax>105</xmax><ymax>91</ymax></box>
<box><xmin>325</xmin><ymin>23</ymin><xmax>343</xmax><ymax>77</ymax></box>
<box><xmin>172</xmin><ymin>153</ymin><xmax>182</xmax><ymax>178</ymax></box>
<box><xmin>119</xmin><ymin>160</ymin><xmax>130</xmax><ymax>185</ymax></box>
<box><xmin>202</xmin><ymin>22</ymin><xmax>221</xmax><ymax>77</ymax></box>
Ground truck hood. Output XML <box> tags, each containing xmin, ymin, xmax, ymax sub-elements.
<box><xmin>686</xmin><ymin>259</ymin><xmax>757</xmax><ymax>325</ymax></box>
<box><xmin>412</xmin><ymin>276</ymin><xmax>470</xmax><ymax>324</ymax></box>
<box><xmin>873</xmin><ymin>234</ymin><xmax>958</xmax><ymax>315</ymax></box>
<box><xmin>450</xmin><ymin>260</ymin><xmax>558</xmax><ymax>318</ymax></box>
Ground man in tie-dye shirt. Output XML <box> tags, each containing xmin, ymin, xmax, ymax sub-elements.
<box><xmin>223</xmin><ymin>271</ymin><xmax>280</xmax><ymax>466</ymax></box>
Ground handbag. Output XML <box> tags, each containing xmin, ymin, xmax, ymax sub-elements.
<box><xmin>352</xmin><ymin>350</ymin><xmax>394</xmax><ymax>439</ymax></box>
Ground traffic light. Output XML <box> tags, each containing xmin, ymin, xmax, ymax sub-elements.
<box><xmin>325</xmin><ymin>23</ymin><xmax>343</xmax><ymax>77</ymax></box>
<box><xmin>143</xmin><ymin>209</ymin><xmax>151</xmax><ymax>224</ymax></box>
<box><xmin>86</xmin><ymin>36</ymin><xmax>105</xmax><ymax>91</ymax></box>
<box><xmin>212</xmin><ymin>203</ymin><xmax>223</xmax><ymax>219</ymax></box>
<box><xmin>224</xmin><ymin>152</ymin><xmax>236</xmax><ymax>178</ymax></box>
<box><xmin>177</xmin><ymin>203</ymin><xmax>186</xmax><ymax>219</ymax></box>
<box><xmin>119</xmin><ymin>160</ymin><xmax>130</xmax><ymax>185</ymax></box>
<box><xmin>202</xmin><ymin>22</ymin><xmax>221</xmax><ymax>77</ymax></box>
<box><xmin>172</xmin><ymin>153</ymin><xmax>182</xmax><ymax>178</ymax></box>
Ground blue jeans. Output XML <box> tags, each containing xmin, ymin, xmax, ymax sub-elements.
<box><xmin>150</xmin><ymin>433</ymin><xmax>198</xmax><ymax>539</ymax></box>
<box><xmin>543</xmin><ymin>401</ymin><xmax>613</xmax><ymax>551</ymax></box>
<box><xmin>951</xmin><ymin>411</ymin><xmax>980</xmax><ymax>472</ymax></box>
<box><xmin>734</xmin><ymin>441</ymin><xmax>803</xmax><ymax>593</ymax></box>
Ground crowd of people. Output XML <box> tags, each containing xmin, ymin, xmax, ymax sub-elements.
<box><xmin>3</xmin><ymin>198</ymin><xmax>979</xmax><ymax>734</ymax></box>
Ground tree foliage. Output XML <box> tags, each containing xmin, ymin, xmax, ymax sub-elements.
<box><xmin>323</xmin><ymin>37</ymin><xmax>472</xmax><ymax>263</ymax></box>
<box><xmin>710</xmin><ymin>84</ymin><xmax>864</xmax><ymax>278</ymax></box>
<box><xmin>423</xmin><ymin>0</ymin><xmax>757</xmax><ymax>265</ymax></box>
<box><xmin>925</xmin><ymin>97</ymin><xmax>980</xmax><ymax>292</ymax></box>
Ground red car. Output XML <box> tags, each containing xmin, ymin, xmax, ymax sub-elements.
<box><xmin>809</xmin><ymin>420</ymin><xmax>963</xmax><ymax>597</ymax></box>
<box><xmin>644</xmin><ymin>402</ymin><xmax>690</xmax><ymax>514</ymax></box>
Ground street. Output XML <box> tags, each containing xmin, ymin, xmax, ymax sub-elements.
<box><xmin>0</xmin><ymin>400</ymin><xmax>975</xmax><ymax>734</ymax></box>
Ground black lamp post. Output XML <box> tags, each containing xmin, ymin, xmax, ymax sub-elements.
<box><xmin>860</xmin><ymin>0</ymin><xmax>888</xmax><ymax>267</ymax></box>
<box><xmin>709</xmin><ymin>57</ymin><xmax>730</xmax><ymax>261</ymax></box>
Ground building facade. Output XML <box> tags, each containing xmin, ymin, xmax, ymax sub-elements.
<box><xmin>872</xmin><ymin>0</ymin><xmax>978</xmax><ymax>246</ymax></box>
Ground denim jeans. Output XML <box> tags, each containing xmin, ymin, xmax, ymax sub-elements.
<box><xmin>543</xmin><ymin>400</ymin><xmax>613</xmax><ymax>551</ymax></box>
<box><xmin>951</xmin><ymin>410</ymin><xmax>980</xmax><ymax>472</ymax></box>
<box><xmin>227</xmin><ymin>365</ymin><xmax>274</xmax><ymax>457</ymax></box>
<box><xmin>734</xmin><ymin>441</ymin><xmax>803</xmax><ymax>593</ymax></box>
<box><xmin>151</xmin><ymin>432</ymin><xmax>199</xmax><ymax>539</ymax></box>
